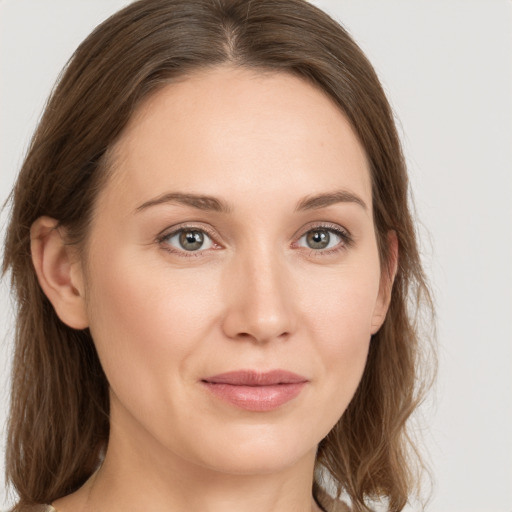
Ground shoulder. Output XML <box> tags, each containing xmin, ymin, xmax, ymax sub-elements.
<box><xmin>11</xmin><ymin>506</ymin><xmax>56</xmax><ymax>512</ymax></box>
<box><xmin>327</xmin><ymin>500</ymin><xmax>351</xmax><ymax>512</ymax></box>
<box><xmin>315</xmin><ymin>487</ymin><xmax>351</xmax><ymax>512</ymax></box>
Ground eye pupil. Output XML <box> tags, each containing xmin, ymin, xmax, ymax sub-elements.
<box><xmin>179</xmin><ymin>230</ymin><xmax>204</xmax><ymax>251</ymax></box>
<box><xmin>306</xmin><ymin>229</ymin><xmax>330</xmax><ymax>249</ymax></box>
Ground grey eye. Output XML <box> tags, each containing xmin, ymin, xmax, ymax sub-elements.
<box><xmin>179</xmin><ymin>230</ymin><xmax>205</xmax><ymax>251</ymax></box>
<box><xmin>164</xmin><ymin>229</ymin><xmax>214</xmax><ymax>252</ymax></box>
<box><xmin>306</xmin><ymin>229</ymin><xmax>330</xmax><ymax>249</ymax></box>
<box><xmin>298</xmin><ymin>228</ymin><xmax>343</xmax><ymax>251</ymax></box>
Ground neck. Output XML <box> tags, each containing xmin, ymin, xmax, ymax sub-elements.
<box><xmin>54</xmin><ymin>410</ymin><xmax>323</xmax><ymax>512</ymax></box>
<box><xmin>90</xmin><ymin>452</ymin><xmax>322</xmax><ymax>512</ymax></box>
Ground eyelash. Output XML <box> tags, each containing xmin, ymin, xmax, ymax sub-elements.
<box><xmin>156</xmin><ymin>222</ymin><xmax>353</xmax><ymax>258</ymax></box>
<box><xmin>156</xmin><ymin>223</ymin><xmax>220</xmax><ymax>258</ymax></box>
<box><xmin>296</xmin><ymin>223</ymin><xmax>353</xmax><ymax>257</ymax></box>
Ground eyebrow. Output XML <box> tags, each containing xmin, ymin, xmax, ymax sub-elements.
<box><xmin>295</xmin><ymin>190</ymin><xmax>367</xmax><ymax>212</ymax></box>
<box><xmin>135</xmin><ymin>192</ymin><xmax>232</xmax><ymax>214</ymax></box>
<box><xmin>135</xmin><ymin>189</ymin><xmax>367</xmax><ymax>214</ymax></box>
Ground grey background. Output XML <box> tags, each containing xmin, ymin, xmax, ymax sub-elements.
<box><xmin>1</xmin><ymin>1</ymin><xmax>511</xmax><ymax>510</ymax></box>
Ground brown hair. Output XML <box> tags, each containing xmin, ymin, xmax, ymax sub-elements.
<box><xmin>2</xmin><ymin>1</ymin><xmax>435</xmax><ymax>510</ymax></box>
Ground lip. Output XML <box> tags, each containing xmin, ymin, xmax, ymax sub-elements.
<box><xmin>201</xmin><ymin>370</ymin><xmax>308</xmax><ymax>412</ymax></box>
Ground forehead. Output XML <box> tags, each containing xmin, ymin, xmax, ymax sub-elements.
<box><xmin>102</xmin><ymin>65</ymin><xmax>372</xmax><ymax>211</ymax></box>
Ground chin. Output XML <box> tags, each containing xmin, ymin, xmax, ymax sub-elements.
<box><xmin>201</xmin><ymin>444</ymin><xmax>316</xmax><ymax>476</ymax></box>
<box><xmin>173</xmin><ymin>420</ymin><xmax>321</xmax><ymax>476</ymax></box>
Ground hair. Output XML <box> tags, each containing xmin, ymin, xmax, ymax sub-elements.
<box><xmin>2</xmin><ymin>1</ymin><xmax>435</xmax><ymax>511</ymax></box>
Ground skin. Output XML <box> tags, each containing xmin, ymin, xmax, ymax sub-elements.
<box><xmin>32</xmin><ymin>66</ymin><xmax>396</xmax><ymax>512</ymax></box>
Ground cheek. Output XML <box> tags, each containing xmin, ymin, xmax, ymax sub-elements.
<box><xmin>300</xmin><ymin>258</ymin><xmax>381</xmax><ymax>346</ymax></box>
<box><xmin>296</xmin><ymin>259</ymin><xmax>380</xmax><ymax>415</ymax></box>
<box><xmin>318</xmin><ymin>290</ymin><xmax>374</xmax><ymax>384</ymax></box>
<box><xmin>83</xmin><ymin>248</ymin><xmax>221</xmax><ymax>393</ymax></box>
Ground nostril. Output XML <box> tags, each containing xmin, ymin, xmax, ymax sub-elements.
<box><xmin>230</xmin><ymin>330</ymin><xmax>291</xmax><ymax>344</ymax></box>
<box><xmin>221</xmin><ymin>287</ymin><xmax>296</xmax><ymax>342</ymax></box>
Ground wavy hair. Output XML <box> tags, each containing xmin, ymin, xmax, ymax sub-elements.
<box><xmin>2</xmin><ymin>1</ymin><xmax>435</xmax><ymax>510</ymax></box>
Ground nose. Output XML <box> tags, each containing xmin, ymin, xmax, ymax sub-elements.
<box><xmin>221</xmin><ymin>250</ymin><xmax>297</xmax><ymax>343</ymax></box>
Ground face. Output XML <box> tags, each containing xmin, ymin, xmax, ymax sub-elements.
<box><xmin>78</xmin><ymin>66</ymin><xmax>390</xmax><ymax>475</ymax></box>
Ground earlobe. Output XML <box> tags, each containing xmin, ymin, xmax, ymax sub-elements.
<box><xmin>371</xmin><ymin>231</ymin><xmax>399</xmax><ymax>334</ymax></box>
<box><xmin>30</xmin><ymin>216</ymin><xmax>89</xmax><ymax>330</ymax></box>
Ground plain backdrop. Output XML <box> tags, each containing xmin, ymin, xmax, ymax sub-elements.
<box><xmin>1</xmin><ymin>1</ymin><xmax>511</xmax><ymax>511</ymax></box>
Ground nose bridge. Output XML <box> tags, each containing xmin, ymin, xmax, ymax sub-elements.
<box><xmin>222</xmin><ymin>241</ymin><xmax>296</xmax><ymax>342</ymax></box>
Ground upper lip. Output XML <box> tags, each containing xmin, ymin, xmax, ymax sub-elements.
<box><xmin>202</xmin><ymin>369</ymin><xmax>308</xmax><ymax>386</ymax></box>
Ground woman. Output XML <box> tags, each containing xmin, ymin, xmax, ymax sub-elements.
<box><xmin>2</xmin><ymin>1</ymin><xmax>434</xmax><ymax>511</ymax></box>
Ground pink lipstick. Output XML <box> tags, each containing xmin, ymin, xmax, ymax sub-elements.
<box><xmin>201</xmin><ymin>370</ymin><xmax>308</xmax><ymax>412</ymax></box>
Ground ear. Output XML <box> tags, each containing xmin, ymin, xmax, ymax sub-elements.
<box><xmin>30</xmin><ymin>216</ymin><xmax>89</xmax><ymax>329</ymax></box>
<box><xmin>371</xmin><ymin>230</ymin><xmax>399</xmax><ymax>334</ymax></box>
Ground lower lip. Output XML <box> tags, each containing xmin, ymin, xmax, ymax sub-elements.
<box><xmin>202</xmin><ymin>382</ymin><xmax>306</xmax><ymax>411</ymax></box>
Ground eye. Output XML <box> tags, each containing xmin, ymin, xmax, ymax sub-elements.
<box><xmin>297</xmin><ymin>227</ymin><xmax>347</xmax><ymax>251</ymax></box>
<box><xmin>163</xmin><ymin>228</ymin><xmax>214</xmax><ymax>252</ymax></box>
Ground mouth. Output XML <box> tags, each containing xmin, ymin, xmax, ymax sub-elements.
<box><xmin>201</xmin><ymin>370</ymin><xmax>309</xmax><ymax>412</ymax></box>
